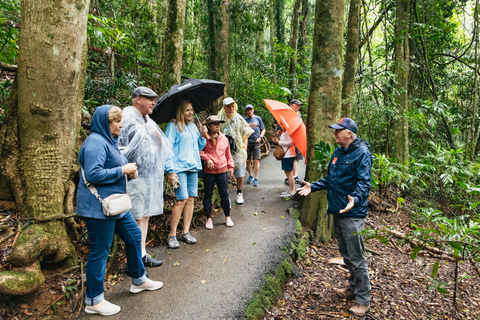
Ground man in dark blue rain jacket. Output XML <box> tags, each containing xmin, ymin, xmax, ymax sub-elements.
<box><xmin>298</xmin><ymin>117</ymin><xmax>372</xmax><ymax>317</ymax></box>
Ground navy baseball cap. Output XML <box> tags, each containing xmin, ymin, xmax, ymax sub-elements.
<box><xmin>329</xmin><ymin>117</ymin><xmax>358</xmax><ymax>134</ymax></box>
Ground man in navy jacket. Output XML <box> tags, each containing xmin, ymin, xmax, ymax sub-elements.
<box><xmin>298</xmin><ymin>117</ymin><xmax>372</xmax><ymax>317</ymax></box>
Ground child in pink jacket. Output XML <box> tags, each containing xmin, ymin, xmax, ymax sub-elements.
<box><xmin>200</xmin><ymin>116</ymin><xmax>235</xmax><ymax>229</ymax></box>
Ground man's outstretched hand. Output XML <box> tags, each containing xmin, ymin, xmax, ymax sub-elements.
<box><xmin>339</xmin><ymin>195</ymin><xmax>354</xmax><ymax>214</ymax></box>
<box><xmin>297</xmin><ymin>181</ymin><xmax>311</xmax><ymax>196</ymax></box>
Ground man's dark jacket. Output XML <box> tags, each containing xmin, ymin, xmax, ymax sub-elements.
<box><xmin>310</xmin><ymin>138</ymin><xmax>372</xmax><ymax>219</ymax></box>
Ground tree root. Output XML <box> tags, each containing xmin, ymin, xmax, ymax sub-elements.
<box><xmin>0</xmin><ymin>224</ymin><xmax>77</xmax><ymax>295</ymax></box>
<box><xmin>0</xmin><ymin>262</ymin><xmax>45</xmax><ymax>295</ymax></box>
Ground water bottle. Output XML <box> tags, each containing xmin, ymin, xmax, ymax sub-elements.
<box><xmin>224</xmin><ymin>126</ymin><xmax>229</xmax><ymax>135</ymax></box>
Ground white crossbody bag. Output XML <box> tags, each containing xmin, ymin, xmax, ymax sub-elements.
<box><xmin>81</xmin><ymin>167</ymin><xmax>132</xmax><ymax>217</ymax></box>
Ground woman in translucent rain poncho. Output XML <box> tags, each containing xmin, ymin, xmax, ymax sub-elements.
<box><xmin>217</xmin><ymin>97</ymin><xmax>254</xmax><ymax>205</ymax></box>
<box><xmin>164</xmin><ymin>100</ymin><xmax>207</xmax><ymax>249</ymax></box>
<box><xmin>118</xmin><ymin>87</ymin><xmax>174</xmax><ymax>268</ymax></box>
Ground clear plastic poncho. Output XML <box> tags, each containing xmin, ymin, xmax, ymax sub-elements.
<box><xmin>217</xmin><ymin>107</ymin><xmax>254</xmax><ymax>170</ymax></box>
<box><xmin>118</xmin><ymin>106</ymin><xmax>174</xmax><ymax>218</ymax></box>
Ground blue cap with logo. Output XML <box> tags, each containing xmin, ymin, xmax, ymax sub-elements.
<box><xmin>329</xmin><ymin>117</ymin><xmax>358</xmax><ymax>134</ymax></box>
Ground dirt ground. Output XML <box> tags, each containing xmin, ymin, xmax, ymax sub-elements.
<box><xmin>264</xmin><ymin>192</ymin><xmax>480</xmax><ymax>320</ymax></box>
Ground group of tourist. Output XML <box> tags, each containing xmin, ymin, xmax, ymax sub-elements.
<box><xmin>76</xmin><ymin>86</ymin><xmax>373</xmax><ymax>317</ymax></box>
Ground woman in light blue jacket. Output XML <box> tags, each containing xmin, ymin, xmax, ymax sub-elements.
<box><xmin>77</xmin><ymin>105</ymin><xmax>163</xmax><ymax>316</ymax></box>
<box><xmin>165</xmin><ymin>100</ymin><xmax>206</xmax><ymax>248</ymax></box>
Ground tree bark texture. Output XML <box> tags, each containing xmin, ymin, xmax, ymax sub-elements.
<box><xmin>274</xmin><ymin>0</ymin><xmax>285</xmax><ymax>45</ymax></box>
<box><xmin>270</xmin><ymin>0</ymin><xmax>277</xmax><ymax>83</ymax></box>
<box><xmin>341</xmin><ymin>0</ymin><xmax>361</xmax><ymax>117</ymax></box>
<box><xmin>0</xmin><ymin>0</ymin><xmax>90</xmax><ymax>295</ymax></box>
<box><xmin>392</xmin><ymin>0</ymin><xmax>410</xmax><ymax>163</ymax></box>
<box><xmin>297</xmin><ymin>0</ymin><xmax>309</xmax><ymax>85</ymax></box>
<box><xmin>288</xmin><ymin>0</ymin><xmax>301</xmax><ymax>97</ymax></box>
<box><xmin>302</xmin><ymin>0</ymin><xmax>345</xmax><ymax>241</ymax></box>
<box><xmin>207</xmin><ymin>0</ymin><xmax>229</xmax><ymax>112</ymax></box>
<box><xmin>163</xmin><ymin>0</ymin><xmax>187</xmax><ymax>91</ymax></box>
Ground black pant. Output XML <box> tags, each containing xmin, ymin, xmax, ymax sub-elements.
<box><xmin>203</xmin><ymin>171</ymin><xmax>230</xmax><ymax>218</ymax></box>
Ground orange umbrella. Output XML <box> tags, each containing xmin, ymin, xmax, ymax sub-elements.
<box><xmin>263</xmin><ymin>99</ymin><xmax>307</xmax><ymax>157</ymax></box>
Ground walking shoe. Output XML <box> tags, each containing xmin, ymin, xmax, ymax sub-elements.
<box><xmin>130</xmin><ymin>279</ymin><xmax>164</xmax><ymax>293</ymax></box>
<box><xmin>85</xmin><ymin>300</ymin><xmax>121</xmax><ymax>316</ymax></box>
<box><xmin>280</xmin><ymin>191</ymin><xmax>295</xmax><ymax>199</ymax></box>
<box><xmin>237</xmin><ymin>192</ymin><xmax>244</xmax><ymax>204</ymax></box>
<box><xmin>142</xmin><ymin>253</ymin><xmax>162</xmax><ymax>267</ymax></box>
<box><xmin>205</xmin><ymin>218</ymin><xmax>213</xmax><ymax>230</ymax></box>
<box><xmin>284</xmin><ymin>178</ymin><xmax>289</xmax><ymax>186</ymax></box>
<box><xmin>180</xmin><ymin>232</ymin><xmax>197</xmax><ymax>244</ymax></box>
<box><xmin>334</xmin><ymin>287</ymin><xmax>355</xmax><ymax>300</ymax></box>
<box><xmin>246</xmin><ymin>175</ymin><xmax>254</xmax><ymax>184</ymax></box>
<box><xmin>167</xmin><ymin>235</ymin><xmax>180</xmax><ymax>249</ymax></box>
<box><xmin>294</xmin><ymin>176</ymin><xmax>302</xmax><ymax>185</ymax></box>
<box><xmin>349</xmin><ymin>303</ymin><xmax>370</xmax><ymax>316</ymax></box>
<box><xmin>253</xmin><ymin>178</ymin><xmax>258</xmax><ymax>187</ymax></box>
<box><xmin>225</xmin><ymin>216</ymin><xmax>234</xmax><ymax>227</ymax></box>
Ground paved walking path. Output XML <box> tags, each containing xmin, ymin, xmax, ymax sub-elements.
<box><xmin>81</xmin><ymin>152</ymin><xmax>305</xmax><ymax>319</ymax></box>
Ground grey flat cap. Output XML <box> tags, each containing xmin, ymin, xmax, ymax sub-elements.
<box><xmin>132</xmin><ymin>87</ymin><xmax>158</xmax><ymax>98</ymax></box>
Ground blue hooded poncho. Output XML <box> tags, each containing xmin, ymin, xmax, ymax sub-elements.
<box><xmin>76</xmin><ymin>105</ymin><xmax>129</xmax><ymax>219</ymax></box>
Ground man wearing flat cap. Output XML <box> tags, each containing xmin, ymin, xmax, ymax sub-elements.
<box><xmin>297</xmin><ymin>117</ymin><xmax>372</xmax><ymax>317</ymax></box>
<box><xmin>119</xmin><ymin>87</ymin><xmax>173</xmax><ymax>269</ymax></box>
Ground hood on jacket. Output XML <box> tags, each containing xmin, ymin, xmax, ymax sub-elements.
<box><xmin>91</xmin><ymin>105</ymin><xmax>118</xmax><ymax>147</ymax></box>
<box><xmin>347</xmin><ymin>137</ymin><xmax>370</xmax><ymax>150</ymax></box>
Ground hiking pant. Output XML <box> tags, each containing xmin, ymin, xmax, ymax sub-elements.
<box><xmin>333</xmin><ymin>216</ymin><xmax>371</xmax><ymax>305</ymax></box>
<box><xmin>84</xmin><ymin>213</ymin><xmax>147</xmax><ymax>305</ymax></box>
<box><xmin>203</xmin><ymin>171</ymin><xmax>230</xmax><ymax>218</ymax></box>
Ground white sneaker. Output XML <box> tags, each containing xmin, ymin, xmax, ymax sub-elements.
<box><xmin>237</xmin><ymin>192</ymin><xmax>244</xmax><ymax>205</ymax></box>
<box><xmin>85</xmin><ymin>300</ymin><xmax>121</xmax><ymax>316</ymax></box>
<box><xmin>281</xmin><ymin>191</ymin><xmax>295</xmax><ymax>199</ymax></box>
<box><xmin>225</xmin><ymin>216</ymin><xmax>234</xmax><ymax>227</ymax></box>
<box><xmin>130</xmin><ymin>279</ymin><xmax>164</xmax><ymax>293</ymax></box>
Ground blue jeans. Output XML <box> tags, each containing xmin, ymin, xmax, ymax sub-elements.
<box><xmin>333</xmin><ymin>216</ymin><xmax>371</xmax><ymax>305</ymax></box>
<box><xmin>84</xmin><ymin>213</ymin><xmax>147</xmax><ymax>305</ymax></box>
<box><xmin>203</xmin><ymin>172</ymin><xmax>230</xmax><ymax>218</ymax></box>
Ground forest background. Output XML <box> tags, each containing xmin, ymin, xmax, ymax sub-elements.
<box><xmin>0</xmin><ymin>0</ymin><xmax>480</xmax><ymax>318</ymax></box>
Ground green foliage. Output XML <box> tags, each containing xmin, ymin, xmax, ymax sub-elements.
<box><xmin>0</xmin><ymin>0</ymin><xmax>20</xmax><ymax>65</ymax></box>
<box><xmin>372</xmin><ymin>154</ymin><xmax>412</xmax><ymax>199</ymax></box>
<box><xmin>312</xmin><ymin>141</ymin><xmax>333</xmax><ymax>172</ymax></box>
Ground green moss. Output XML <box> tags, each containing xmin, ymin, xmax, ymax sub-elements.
<box><xmin>244</xmin><ymin>214</ymin><xmax>310</xmax><ymax>319</ymax></box>
<box><xmin>75</xmin><ymin>2</ymin><xmax>85</xmax><ymax>11</ymax></box>
<box><xmin>244</xmin><ymin>259</ymin><xmax>293</xmax><ymax>320</ymax></box>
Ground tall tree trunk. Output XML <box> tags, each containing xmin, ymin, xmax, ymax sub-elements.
<box><xmin>341</xmin><ymin>0</ymin><xmax>361</xmax><ymax>117</ymax></box>
<box><xmin>288</xmin><ymin>0</ymin><xmax>301</xmax><ymax>97</ymax></box>
<box><xmin>472</xmin><ymin>0</ymin><xmax>479</xmax><ymax>159</ymax></box>
<box><xmin>297</xmin><ymin>0</ymin><xmax>309</xmax><ymax>85</ymax></box>
<box><xmin>392</xmin><ymin>0</ymin><xmax>410</xmax><ymax>163</ymax></box>
<box><xmin>302</xmin><ymin>0</ymin><xmax>345</xmax><ymax>241</ymax></box>
<box><xmin>0</xmin><ymin>0</ymin><xmax>89</xmax><ymax>295</ymax></box>
<box><xmin>163</xmin><ymin>0</ymin><xmax>187</xmax><ymax>91</ymax></box>
<box><xmin>270</xmin><ymin>0</ymin><xmax>277</xmax><ymax>84</ymax></box>
<box><xmin>207</xmin><ymin>0</ymin><xmax>229</xmax><ymax>112</ymax></box>
<box><xmin>274</xmin><ymin>0</ymin><xmax>285</xmax><ymax>45</ymax></box>
<box><xmin>255</xmin><ymin>25</ymin><xmax>266</xmax><ymax>54</ymax></box>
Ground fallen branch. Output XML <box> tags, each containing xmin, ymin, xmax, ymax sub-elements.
<box><xmin>20</xmin><ymin>213</ymin><xmax>78</xmax><ymax>223</ymax></box>
<box><xmin>0</xmin><ymin>62</ymin><xmax>17</xmax><ymax>72</ymax></box>
<box><xmin>365</xmin><ymin>246</ymin><xmax>381</xmax><ymax>255</ymax></box>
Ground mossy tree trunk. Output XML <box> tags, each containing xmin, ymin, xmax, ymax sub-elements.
<box><xmin>207</xmin><ymin>0</ymin><xmax>229</xmax><ymax>112</ymax></box>
<box><xmin>0</xmin><ymin>0</ymin><xmax>89</xmax><ymax>295</ymax></box>
<box><xmin>288</xmin><ymin>0</ymin><xmax>301</xmax><ymax>98</ymax></box>
<box><xmin>269</xmin><ymin>0</ymin><xmax>277</xmax><ymax>84</ymax></box>
<box><xmin>163</xmin><ymin>0</ymin><xmax>187</xmax><ymax>91</ymax></box>
<box><xmin>341</xmin><ymin>0</ymin><xmax>361</xmax><ymax>117</ymax></box>
<box><xmin>392</xmin><ymin>0</ymin><xmax>410</xmax><ymax>163</ymax></box>
<box><xmin>297</xmin><ymin>0</ymin><xmax>309</xmax><ymax>86</ymax></box>
<box><xmin>301</xmin><ymin>0</ymin><xmax>345</xmax><ymax>241</ymax></box>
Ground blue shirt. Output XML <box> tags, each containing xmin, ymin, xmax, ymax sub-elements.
<box><xmin>244</xmin><ymin>115</ymin><xmax>265</xmax><ymax>143</ymax></box>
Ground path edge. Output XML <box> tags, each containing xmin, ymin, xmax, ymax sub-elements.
<box><xmin>243</xmin><ymin>208</ymin><xmax>312</xmax><ymax>320</ymax></box>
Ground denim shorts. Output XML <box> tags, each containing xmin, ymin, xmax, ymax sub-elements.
<box><xmin>281</xmin><ymin>157</ymin><xmax>295</xmax><ymax>171</ymax></box>
<box><xmin>174</xmin><ymin>171</ymin><xmax>198</xmax><ymax>200</ymax></box>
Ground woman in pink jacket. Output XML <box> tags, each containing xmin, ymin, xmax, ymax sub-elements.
<box><xmin>200</xmin><ymin>115</ymin><xmax>235</xmax><ymax>229</ymax></box>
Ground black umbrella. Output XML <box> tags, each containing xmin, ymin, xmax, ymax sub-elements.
<box><xmin>150</xmin><ymin>78</ymin><xmax>226</xmax><ymax>123</ymax></box>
